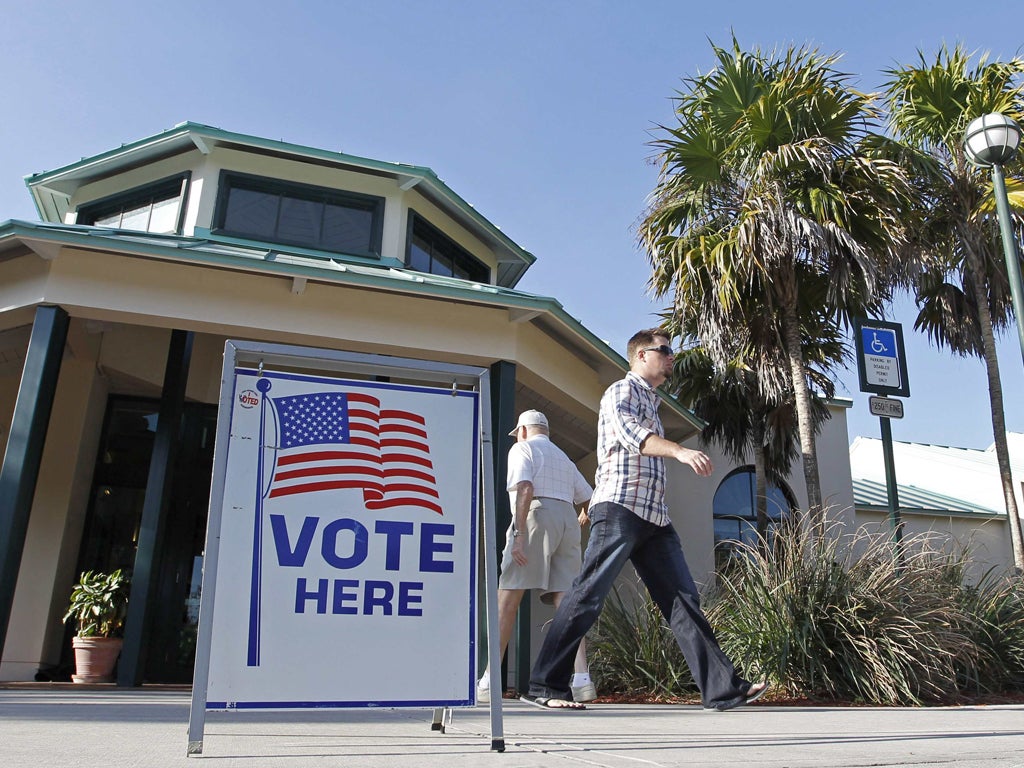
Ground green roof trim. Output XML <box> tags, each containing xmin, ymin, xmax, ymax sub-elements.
<box><xmin>852</xmin><ymin>477</ymin><xmax>1004</xmax><ymax>518</ymax></box>
<box><xmin>0</xmin><ymin>218</ymin><xmax>702</xmax><ymax>434</ymax></box>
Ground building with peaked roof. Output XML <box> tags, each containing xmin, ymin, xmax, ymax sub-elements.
<box><xmin>849</xmin><ymin>434</ymin><xmax>1024</xmax><ymax>578</ymax></box>
<box><xmin>0</xmin><ymin>122</ymin><xmax>856</xmax><ymax>687</ymax></box>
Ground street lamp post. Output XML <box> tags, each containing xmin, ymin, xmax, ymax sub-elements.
<box><xmin>963</xmin><ymin>113</ymin><xmax>1024</xmax><ymax>366</ymax></box>
<box><xmin>964</xmin><ymin>112</ymin><xmax>1024</xmax><ymax>572</ymax></box>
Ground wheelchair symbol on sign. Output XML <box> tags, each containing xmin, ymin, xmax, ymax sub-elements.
<box><xmin>870</xmin><ymin>332</ymin><xmax>887</xmax><ymax>354</ymax></box>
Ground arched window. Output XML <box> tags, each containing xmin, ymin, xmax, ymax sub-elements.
<box><xmin>712</xmin><ymin>467</ymin><xmax>795</xmax><ymax>567</ymax></box>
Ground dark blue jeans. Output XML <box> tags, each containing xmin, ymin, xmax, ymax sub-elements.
<box><xmin>528</xmin><ymin>501</ymin><xmax>750</xmax><ymax>709</ymax></box>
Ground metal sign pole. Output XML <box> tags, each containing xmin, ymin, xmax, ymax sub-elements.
<box><xmin>476</xmin><ymin>373</ymin><xmax>505</xmax><ymax>752</ymax></box>
<box><xmin>878</xmin><ymin>414</ymin><xmax>904</xmax><ymax>551</ymax></box>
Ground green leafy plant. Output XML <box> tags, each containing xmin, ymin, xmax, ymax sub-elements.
<box><xmin>62</xmin><ymin>569</ymin><xmax>130</xmax><ymax>638</ymax></box>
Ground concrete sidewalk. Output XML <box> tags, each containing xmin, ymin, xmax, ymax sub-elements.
<box><xmin>1</xmin><ymin>687</ymin><xmax>1023</xmax><ymax>768</ymax></box>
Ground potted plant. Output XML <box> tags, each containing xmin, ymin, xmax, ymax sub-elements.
<box><xmin>62</xmin><ymin>569</ymin><xmax>130</xmax><ymax>683</ymax></box>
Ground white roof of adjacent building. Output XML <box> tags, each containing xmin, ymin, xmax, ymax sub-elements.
<box><xmin>849</xmin><ymin>433</ymin><xmax>1024</xmax><ymax>517</ymax></box>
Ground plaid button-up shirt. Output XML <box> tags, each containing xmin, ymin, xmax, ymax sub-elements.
<box><xmin>590</xmin><ymin>372</ymin><xmax>669</xmax><ymax>526</ymax></box>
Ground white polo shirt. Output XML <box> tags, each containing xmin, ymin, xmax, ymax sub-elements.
<box><xmin>506</xmin><ymin>434</ymin><xmax>592</xmax><ymax>505</ymax></box>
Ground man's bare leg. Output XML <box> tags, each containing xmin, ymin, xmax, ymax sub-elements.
<box><xmin>478</xmin><ymin>588</ymin><xmax>526</xmax><ymax>698</ymax></box>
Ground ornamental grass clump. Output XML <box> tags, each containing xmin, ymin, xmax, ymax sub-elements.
<box><xmin>589</xmin><ymin>583</ymin><xmax>695</xmax><ymax>698</ymax></box>
<box><xmin>952</xmin><ymin>568</ymin><xmax>1024</xmax><ymax>693</ymax></box>
<box><xmin>705</xmin><ymin>519</ymin><xmax>973</xmax><ymax>705</ymax></box>
<box><xmin>587</xmin><ymin>518</ymin><xmax>1024</xmax><ymax>704</ymax></box>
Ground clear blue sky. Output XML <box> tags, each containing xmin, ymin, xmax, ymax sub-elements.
<box><xmin>2</xmin><ymin>0</ymin><xmax>1022</xmax><ymax>450</ymax></box>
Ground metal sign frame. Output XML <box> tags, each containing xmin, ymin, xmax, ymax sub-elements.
<box><xmin>187</xmin><ymin>340</ymin><xmax>504</xmax><ymax>755</ymax></box>
<box><xmin>854</xmin><ymin>318</ymin><xmax>910</xmax><ymax>397</ymax></box>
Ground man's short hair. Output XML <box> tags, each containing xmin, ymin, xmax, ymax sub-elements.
<box><xmin>626</xmin><ymin>328</ymin><xmax>669</xmax><ymax>362</ymax></box>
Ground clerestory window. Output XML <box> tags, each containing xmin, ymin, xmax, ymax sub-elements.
<box><xmin>406</xmin><ymin>211</ymin><xmax>490</xmax><ymax>282</ymax></box>
<box><xmin>213</xmin><ymin>172</ymin><xmax>384</xmax><ymax>257</ymax></box>
<box><xmin>77</xmin><ymin>174</ymin><xmax>190</xmax><ymax>234</ymax></box>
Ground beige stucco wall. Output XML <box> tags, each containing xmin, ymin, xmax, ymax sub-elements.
<box><xmin>857</xmin><ymin>509</ymin><xmax>1013</xmax><ymax>583</ymax></box>
<box><xmin>20</xmin><ymin>248</ymin><xmax>605</xmax><ymax>420</ymax></box>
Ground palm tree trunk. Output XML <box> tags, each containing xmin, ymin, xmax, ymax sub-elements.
<box><xmin>753</xmin><ymin>424</ymin><xmax>769</xmax><ymax>537</ymax></box>
<box><xmin>967</xmin><ymin>249</ymin><xmax>1024</xmax><ymax>570</ymax></box>
<box><xmin>781</xmin><ymin>294</ymin><xmax>823</xmax><ymax>518</ymax></box>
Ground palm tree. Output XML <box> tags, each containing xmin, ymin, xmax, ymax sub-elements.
<box><xmin>883</xmin><ymin>45</ymin><xmax>1024</xmax><ymax>569</ymax></box>
<box><xmin>666</xmin><ymin>266</ymin><xmax>841</xmax><ymax>534</ymax></box>
<box><xmin>641</xmin><ymin>40</ymin><xmax>913</xmax><ymax>519</ymax></box>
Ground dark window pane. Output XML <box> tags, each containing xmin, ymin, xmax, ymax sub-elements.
<box><xmin>406</xmin><ymin>214</ymin><xmax>489</xmax><ymax>282</ymax></box>
<box><xmin>714</xmin><ymin>517</ymin><xmax>741</xmax><ymax>546</ymax></box>
<box><xmin>713</xmin><ymin>468</ymin><xmax>794</xmax><ymax>565</ymax></box>
<box><xmin>322</xmin><ymin>203</ymin><xmax>374</xmax><ymax>253</ymax></box>
<box><xmin>119</xmin><ymin>203</ymin><xmax>151</xmax><ymax>232</ymax></box>
<box><xmin>739</xmin><ymin>519</ymin><xmax>758</xmax><ymax>546</ymax></box>
<box><xmin>713</xmin><ymin>472</ymin><xmax>754</xmax><ymax>520</ymax></box>
<box><xmin>278</xmin><ymin>196</ymin><xmax>322</xmax><ymax>245</ymax></box>
<box><xmin>216</xmin><ymin>174</ymin><xmax>383</xmax><ymax>257</ymax></box>
<box><xmin>224</xmin><ymin>188</ymin><xmax>278</xmax><ymax>238</ymax></box>
<box><xmin>94</xmin><ymin>211</ymin><xmax>123</xmax><ymax>228</ymax></box>
<box><xmin>409</xmin><ymin>242</ymin><xmax>431</xmax><ymax>272</ymax></box>
<box><xmin>430</xmin><ymin>251</ymin><xmax>453</xmax><ymax>276</ymax></box>
<box><xmin>766</xmin><ymin>487</ymin><xmax>790</xmax><ymax>520</ymax></box>
<box><xmin>149</xmin><ymin>197</ymin><xmax>180</xmax><ymax>233</ymax></box>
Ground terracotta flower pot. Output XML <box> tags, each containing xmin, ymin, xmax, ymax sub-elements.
<box><xmin>71</xmin><ymin>636</ymin><xmax>123</xmax><ymax>683</ymax></box>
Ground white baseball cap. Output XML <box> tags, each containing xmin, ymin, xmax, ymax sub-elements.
<box><xmin>509</xmin><ymin>409</ymin><xmax>548</xmax><ymax>435</ymax></box>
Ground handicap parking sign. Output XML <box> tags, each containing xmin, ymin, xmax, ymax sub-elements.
<box><xmin>861</xmin><ymin>326</ymin><xmax>899</xmax><ymax>387</ymax></box>
<box><xmin>854</xmin><ymin>319</ymin><xmax>909</xmax><ymax>397</ymax></box>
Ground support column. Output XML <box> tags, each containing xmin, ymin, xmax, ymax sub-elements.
<box><xmin>117</xmin><ymin>330</ymin><xmax>193</xmax><ymax>686</ymax></box>
<box><xmin>487</xmin><ymin>361</ymin><xmax>518</xmax><ymax>692</ymax></box>
<box><xmin>0</xmin><ymin>305</ymin><xmax>69</xmax><ymax>661</ymax></box>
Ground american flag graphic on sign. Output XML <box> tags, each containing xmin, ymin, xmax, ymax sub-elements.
<box><xmin>268</xmin><ymin>390</ymin><xmax>442</xmax><ymax>515</ymax></box>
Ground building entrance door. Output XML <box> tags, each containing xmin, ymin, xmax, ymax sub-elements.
<box><xmin>66</xmin><ymin>396</ymin><xmax>217</xmax><ymax>683</ymax></box>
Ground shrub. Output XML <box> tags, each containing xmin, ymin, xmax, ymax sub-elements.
<box><xmin>704</xmin><ymin>519</ymin><xmax>973</xmax><ymax>705</ymax></box>
<box><xmin>587</xmin><ymin>518</ymin><xmax>1024</xmax><ymax>705</ymax></box>
<box><xmin>953</xmin><ymin>568</ymin><xmax>1024</xmax><ymax>693</ymax></box>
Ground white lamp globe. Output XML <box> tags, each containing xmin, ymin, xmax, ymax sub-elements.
<box><xmin>964</xmin><ymin>113</ymin><xmax>1022</xmax><ymax>167</ymax></box>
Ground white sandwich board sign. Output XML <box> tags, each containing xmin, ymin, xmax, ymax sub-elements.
<box><xmin>188</xmin><ymin>341</ymin><xmax>503</xmax><ymax>755</ymax></box>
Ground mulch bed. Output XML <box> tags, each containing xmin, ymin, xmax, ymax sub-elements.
<box><xmin>500</xmin><ymin>689</ymin><xmax>1024</xmax><ymax>707</ymax></box>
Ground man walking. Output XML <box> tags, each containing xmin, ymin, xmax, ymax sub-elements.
<box><xmin>521</xmin><ymin>329</ymin><xmax>767</xmax><ymax>711</ymax></box>
<box><xmin>478</xmin><ymin>409</ymin><xmax>595</xmax><ymax>704</ymax></box>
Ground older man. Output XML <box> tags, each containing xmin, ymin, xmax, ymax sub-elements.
<box><xmin>478</xmin><ymin>409</ymin><xmax>595</xmax><ymax>704</ymax></box>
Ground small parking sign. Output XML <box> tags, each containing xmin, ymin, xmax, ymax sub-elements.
<box><xmin>854</xmin><ymin>318</ymin><xmax>909</xmax><ymax>397</ymax></box>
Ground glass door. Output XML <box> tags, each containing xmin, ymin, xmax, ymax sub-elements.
<box><xmin>65</xmin><ymin>397</ymin><xmax>216</xmax><ymax>683</ymax></box>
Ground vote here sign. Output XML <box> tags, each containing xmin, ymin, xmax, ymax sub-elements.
<box><xmin>203</xmin><ymin>367</ymin><xmax>480</xmax><ymax>709</ymax></box>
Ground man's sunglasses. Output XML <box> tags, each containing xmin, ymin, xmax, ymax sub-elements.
<box><xmin>641</xmin><ymin>345</ymin><xmax>674</xmax><ymax>356</ymax></box>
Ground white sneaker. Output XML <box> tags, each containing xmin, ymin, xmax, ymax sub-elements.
<box><xmin>570</xmin><ymin>680</ymin><xmax>597</xmax><ymax>702</ymax></box>
<box><xmin>476</xmin><ymin>679</ymin><xmax>490</xmax><ymax>704</ymax></box>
